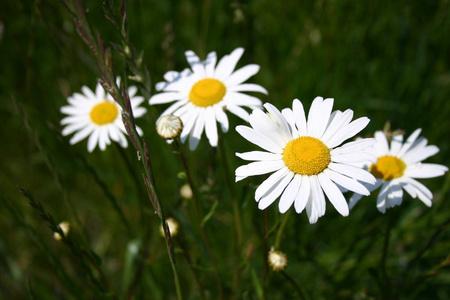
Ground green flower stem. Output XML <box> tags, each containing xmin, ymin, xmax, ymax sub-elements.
<box><xmin>217</xmin><ymin>137</ymin><xmax>244</xmax><ymax>298</ymax></box>
<box><xmin>381</xmin><ymin>211</ymin><xmax>394</xmax><ymax>299</ymax></box>
<box><xmin>280</xmin><ymin>270</ymin><xmax>307</xmax><ymax>300</ymax></box>
<box><xmin>274</xmin><ymin>210</ymin><xmax>292</xmax><ymax>249</ymax></box>
<box><xmin>218</xmin><ymin>138</ymin><xmax>243</xmax><ymax>246</ymax></box>
<box><xmin>173</xmin><ymin>140</ymin><xmax>224</xmax><ymax>299</ymax></box>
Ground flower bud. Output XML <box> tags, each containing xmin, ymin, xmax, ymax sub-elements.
<box><xmin>268</xmin><ymin>249</ymin><xmax>288</xmax><ymax>271</ymax></box>
<box><xmin>53</xmin><ymin>221</ymin><xmax>70</xmax><ymax>241</ymax></box>
<box><xmin>159</xmin><ymin>217</ymin><xmax>179</xmax><ymax>237</ymax></box>
<box><xmin>156</xmin><ymin>114</ymin><xmax>183</xmax><ymax>140</ymax></box>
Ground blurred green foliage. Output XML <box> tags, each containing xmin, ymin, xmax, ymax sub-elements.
<box><xmin>1</xmin><ymin>0</ymin><xmax>449</xmax><ymax>299</ymax></box>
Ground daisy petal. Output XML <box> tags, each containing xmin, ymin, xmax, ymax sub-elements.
<box><xmin>228</xmin><ymin>83</ymin><xmax>268</xmax><ymax>94</ymax></box>
<box><xmin>236</xmin><ymin>125</ymin><xmax>283</xmax><ymax>153</ymax></box>
<box><xmin>324</xmin><ymin>169</ymin><xmax>370</xmax><ymax>195</ymax></box>
<box><xmin>279</xmin><ymin>174</ymin><xmax>302</xmax><ymax>213</ymax></box>
<box><xmin>226</xmin><ymin>64</ymin><xmax>260</xmax><ymax>87</ymax></box>
<box><xmin>318</xmin><ymin>173</ymin><xmax>349</xmax><ymax>216</ymax></box>
<box><xmin>235</xmin><ymin>160</ymin><xmax>285</xmax><ymax>182</ymax></box>
<box><xmin>215</xmin><ymin>47</ymin><xmax>244</xmax><ymax>80</ymax></box>
<box><xmin>236</xmin><ymin>151</ymin><xmax>282</xmax><ymax>161</ymax></box>
<box><xmin>294</xmin><ymin>175</ymin><xmax>310</xmax><ymax>214</ymax></box>
<box><xmin>149</xmin><ymin>92</ymin><xmax>182</xmax><ymax>104</ymax></box>
<box><xmin>405</xmin><ymin>163</ymin><xmax>448</xmax><ymax>178</ymax></box>
<box><xmin>258</xmin><ymin>171</ymin><xmax>294</xmax><ymax>210</ymax></box>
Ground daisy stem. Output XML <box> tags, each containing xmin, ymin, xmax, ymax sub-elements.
<box><xmin>280</xmin><ymin>270</ymin><xmax>307</xmax><ymax>300</ymax></box>
<box><xmin>380</xmin><ymin>211</ymin><xmax>394</xmax><ymax>298</ymax></box>
<box><xmin>218</xmin><ymin>138</ymin><xmax>243</xmax><ymax>246</ymax></box>
<box><xmin>262</xmin><ymin>209</ymin><xmax>269</xmax><ymax>300</ymax></box>
<box><xmin>173</xmin><ymin>140</ymin><xmax>224</xmax><ymax>299</ymax></box>
<box><xmin>218</xmin><ymin>137</ymin><xmax>244</xmax><ymax>297</ymax></box>
<box><xmin>274</xmin><ymin>210</ymin><xmax>292</xmax><ymax>249</ymax></box>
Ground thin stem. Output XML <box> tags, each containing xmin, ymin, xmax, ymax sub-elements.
<box><xmin>274</xmin><ymin>210</ymin><xmax>292</xmax><ymax>249</ymax></box>
<box><xmin>280</xmin><ymin>271</ymin><xmax>307</xmax><ymax>300</ymax></box>
<box><xmin>262</xmin><ymin>210</ymin><xmax>269</xmax><ymax>300</ymax></box>
<box><xmin>380</xmin><ymin>211</ymin><xmax>394</xmax><ymax>299</ymax></box>
<box><xmin>218</xmin><ymin>137</ymin><xmax>243</xmax><ymax>298</ymax></box>
<box><xmin>174</xmin><ymin>140</ymin><xmax>224</xmax><ymax>299</ymax></box>
<box><xmin>218</xmin><ymin>138</ymin><xmax>243</xmax><ymax>246</ymax></box>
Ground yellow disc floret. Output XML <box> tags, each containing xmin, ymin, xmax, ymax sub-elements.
<box><xmin>189</xmin><ymin>78</ymin><xmax>226</xmax><ymax>107</ymax></box>
<box><xmin>90</xmin><ymin>101</ymin><xmax>119</xmax><ymax>125</ymax></box>
<box><xmin>370</xmin><ymin>155</ymin><xmax>406</xmax><ymax>181</ymax></box>
<box><xmin>283</xmin><ymin>136</ymin><xmax>331</xmax><ymax>175</ymax></box>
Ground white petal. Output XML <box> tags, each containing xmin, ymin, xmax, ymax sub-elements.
<box><xmin>373</xmin><ymin>131</ymin><xmax>390</xmax><ymax>156</ymax></box>
<box><xmin>324</xmin><ymin>168</ymin><xmax>370</xmax><ymax>195</ymax></box>
<box><xmin>263</xmin><ymin>103</ymin><xmax>292</xmax><ymax>141</ymax></box>
<box><xmin>321</xmin><ymin>109</ymin><xmax>353</xmax><ymax>145</ymax></box>
<box><xmin>397</xmin><ymin>128</ymin><xmax>422</xmax><ymax>157</ymax></box>
<box><xmin>227</xmin><ymin>105</ymin><xmax>250</xmax><ymax>122</ymax></box>
<box><xmin>279</xmin><ymin>174</ymin><xmax>302</xmax><ymax>213</ymax></box>
<box><xmin>310</xmin><ymin>175</ymin><xmax>326</xmax><ymax>217</ymax></box>
<box><xmin>149</xmin><ymin>92</ymin><xmax>182</xmax><ymax>105</ymax></box>
<box><xmin>249</xmin><ymin>109</ymin><xmax>288</xmax><ymax>148</ymax></box>
<box><xmin>387</xmin><ymin>183</ymin><xmax>403</xmax><ymax>208</ymax></box>
<box><xmin>62</xmin><ymin>122</ymin><xmax>89</xmax><ymax>136</ymax></box>
<box><xmin>228</xmin><ymin>83</ymin><xmax>268</xmax><ymax>94</ymax></box>
<box><xmin>318</xmin><ymin>173</ymin><xmax>349</xmax><ymax>216</ymax></box>
<box><xmin>164</xmin><ymin>70</ymin><xmax>180</xmax><ymax>82</ymax></box>
<box><xmin>281</xmin><ymin>108</ymin><xmax>299</xmax><ymax>138</ymax></box>
<box><xmin>292</xmin><ymin>99</ymin><xmax>307</xmax><ymax>135</ymax></box>
<box><xmin>255</xmin><ymin>167</ymin><xmax>289</xmax><ymax>201</ymax></box>
<box><xmin>214</xmin><ymin>105</ymin><xmax>229</xmax><ymax>132</ymax></box>
<box><xmin>236</xmin><ymin>125</ymin><xmax>283</xmax><ymax>153</ymax></box>
<box><xmin>81</xmin><ymin>86</ymin><xmax>97</xmax><ymax>100</ymax></box>
<box><xmin>331</xmin><ymin>138</ymin><xmax>376</xmax><ymax>156</ymax></box>
<box><xmin>87</xmin><ymin>128</ymin><xmax>100</xmax><ymax>152</ymax></box>
<box><xmin>185</xmin><ymin>50</ymin><xmax>205</xmax><ymax>77</ymax></box>
<box><xmin>306</xmin><ymin>195</ymin><xmax>319</xmax><ymax>224</ymax></box>
<box><xmin>376</xmin><ymin>181</ymin><xmax>391</xmax><ymax>213</ymax></box>
<box><xmin>389</xmin><ymin>134</ymin><xmax>404</xmax><ymax>156</ymax></box>
<box><xmin>328</xmin><ymin>162</ymin><xmax>376</xmax><ymax>184</ymax></box>
<box><xmin>403</xmin><ymin>145</ymin><xmax>439</xmax><ymax>164</ymax></box>
<box><xmin>326</xmin><ymin>117</ymin><xmax>370</xmax><ymax>149</ymax></box>
<box><xmin>95</xmin><ymin>83</ymin><xmax>105</xmax><ymax>98</ymax></box>
<box><xmin>204</xmin><ymin>107</ymin><xmax>218</xmax><ymax>147</ymax></box>
<box><xmin>405</xmin><ymin>163</ymin><xmax>448</xmax><ymax>179</ymax></box>
<box><xmin>215</xmin><ymin>47</ymin><xmax>244</xmax><ymax>80</ymax></box>
<box><xmin>332</xmin><ymin>152</ymin><xmax>377</xmax><ymax>164</ymax></box>
<box><xmin>180</xmin><ymin>109</ymin><xmax>200</xmax><ymax>143</ymax></box>
<box><xmin>294</xmin><ymin>175</ymin><xmax>311</xmax><ymax>214</ymax></box>
<box><xmin>227</xmin><ymin>93</ymin><xmax>263</xmax><ymax>108</ymax></box>
<box><xmin>189</xmin><ymin>111</ymin><xmax>206</xmax><ymax>150</ymax></box>
<box><xmin>69</xmin><ymin>124</ymin><xmax>95</xmax><ymax>145</ymax></box>
<box><xmin>204</xmin><ymin>51</ymin><xmax>217</xmax><ymax>77</ymax></box>
<box><xmin>258</xmin><ymin>171</ymin><xmax>294</xmax><ymax>210</ymax></box>
<box><xmin>225</xmin><ymin>65</ymin><xmax>260</xmax><ymax>87</ymax></box>
<box><xmin>236</xmin><ymin>151</ymin><xmax>282</xmax><ymax>161</ymax></box>
<box><xmin>307</xmin><ymin>97</ymin><xmax>334</xmax><ymax>139</ymax></box>
<box><xmin>406</xmin><ymin>177</ymin><xmax>433</xmax><ymax>200</ymax></box>
<box><xmin>235</xmin><ymin>160</ymin><xmax>285</xmax><ymax>182</ymax></box>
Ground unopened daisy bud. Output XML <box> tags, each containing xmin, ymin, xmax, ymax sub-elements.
<box><xmin>180</xmin><ymin>183</ymin><xmax>193</xmax><ymax>199</ymax></box>
<box><xmin>53</xmin><ymin>221</ymin><xmax>70</xmax><ymax>241</ymax></box>
<box><xmin>156</xmin><ymin>114</ymin><xmax>183</xmax><ymax>140</ymax></box>
<box><xmin>159</xmin><ymin>217</ymin><xmax>179</xmax><ymax>237</ymax></box>
<box><xmin>268</xmin><ymin>249</ymin><xmax>288</xmax><ymax>271</ymax></box>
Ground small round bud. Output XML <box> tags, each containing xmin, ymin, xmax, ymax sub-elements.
<box><xmin>53</xmin><ymin>221</ymin><xmax>70</xmax><ymax>241</ymax></box>
<box><xmin>268</xmin><ymin>249</ymin><xmax>288</xmax><ymax>271</ymax></box>
<box><xmin>180</xmin><ymin>183</ymin><xmax>193</xmax><ymax>199</ymax></box>
<box><xmin>156</xmin><ymin>114</ymin><xmax>183</xmax><ymax>140</ymax></box>
<box><xmin>159</xmin><ymin>217</ymin><xmax>179</xmax><ymax>237</ymax></box>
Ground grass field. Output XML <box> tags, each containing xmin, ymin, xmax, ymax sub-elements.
<box><xmin>1</xmin><ymin>0</ymin><xmax>449</xmax><ymax>299</ymax></box>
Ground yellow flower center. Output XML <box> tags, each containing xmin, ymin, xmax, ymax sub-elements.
<box><xmin>90</xmin><ymin>101</ymin><xmax>119</xmax><ymax>125</ymax></box>
<box><xmin>283</xmin><ymin>136</ymin><xmax>331</xmax><ymax>175</ymax></box>
<box><xmin>370</xmin><ymin>155</ymin><xmax>406</xmax><ymax>181</ymax></box>
<box><xmin>189</xmin><ymin>78</ymin><xmax>226</xmax><ymax>107</ymax></box>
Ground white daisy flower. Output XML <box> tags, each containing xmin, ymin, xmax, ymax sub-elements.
<box><xmin>61</xmin><ymin>80</ymin><xmax>147</xmax><ymax>152</ymax></box>
<box><xmin>149</xmin><ymin>47</ymin><xmax>268</xmax><ymax>150</ymax></box>
<box><xmin>349</xmin><ymin>129</ymin><xmax>448</xmax><ymax>213</ymax></box>
<box><xmin>235</xmin><ymin>97</ymin><xmax>377</xmax><ymax>224</ymax></box>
